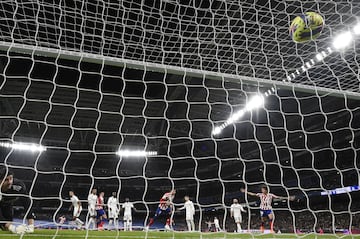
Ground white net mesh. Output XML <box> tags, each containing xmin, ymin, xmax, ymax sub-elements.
<box><xmin>0</xmin><ymin>1</ymin><xmax>359</xmax><ymax>92</ymax></box>
<box><xmin>0</xmin><ymin>0</ymin><xmax>359</xmax><ymax>238</ymax></box>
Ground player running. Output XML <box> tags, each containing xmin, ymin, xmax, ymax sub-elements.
<box><xmin>122</xmin><ymin>198</ymin><xmax>135</xmax><ymax>231</ymax></box>
<box><xmin>213</xmin><ymin>217</ymin><xmax>222</xmax><ymax>232</ymax></box>
<box><xmin>96</xmin><ymin>191</ymin><xmax>107</xmax><ymax>230</ymax></box>
<box><xmin>87</xmin><ymin>188</ymin><xmax>97</xmax><ymax>230</ymax></box>
<box><xmin>0</xmin><ymin>167</ymin><xmax>35</xmax><ymax>234</ymax></box>
<box><xmin>146</xmin><ymin>189</ymin><xmax>176</xmax><ymax>230</ymax></box>
<box><xmin>178</xmin><ymin>195</ymin><xmax>195</xmax><ymax>231</ymax></box>
<box><xmin>241</xmin><ymin>186</ymin><xmax>294</xmax><ymax>233</ymax></box>
<box><xmin>107</xmin><ymin>192</ymin><xmax>120</xmax><ymax>230</ymax></box>
<box><xmin>230</xmin><ymin>198</ymin><xmax>246</xmax><ymax>233</ymax></box>
<box><xmin>69</xmin><ymin>190</ymin><xmax>84</xmax><ymax>229</ymax></box>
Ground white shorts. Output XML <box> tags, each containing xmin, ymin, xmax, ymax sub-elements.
<box><xmin>73</xmin><ymin>206</ymin><xmax>82</xmax><ymax>218</ymax></box>
<box><xmin>88</xmin><ymin>207</ymin><xmax>96</xmax><ymax>217</ymax></box>
<box><xmin>109</xmin><ymin>209</ymin><xmax>119</xmax><ymax>219</ymax></box>
<box><xmin>186</xmin><ymin>217</ymin><xmax>194</xmax><ymax>221</ymax></box>
<box><xmin>234</xmin><ymin>216</ymin><xmax>242</xmax><ymax>223</ymax></box>
<box><xmin>123</xmin><ymin>214</ymin><xmax>132</xmax><ymax>221</ymax></box>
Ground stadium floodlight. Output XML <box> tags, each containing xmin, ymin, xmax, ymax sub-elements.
<box><xmin>315</xmin><ymin>52</ymin><xmax>324</xmax><ymax>61</ymax></box>
<box><xmin>0</xmin><ymin>142</ymin><xmax>46</xmax><ymax>152</ymax></box>
<box><xmin>332</xmin><ymin>31</ymin><xmax>353</xmax><ymax>50</ymax></box>
<box><xmin>116</xmin><ymin>150</ymin><xmax>158</xmax><ymax>157</ymax></box>
<box><xmin>226</xmin><ymin>110</ymin><xmax>245</xmax><ymax>124</ymax></box>
<box><xmin>245</xmin><ymin>94</ymin><xmax>265</xmax><ymax>111</ymax></box>
<box><xmin>212</xmin><ymin>126</ymin><xmax>222</xmax><ymax>135</ymax></box>
<box><xmin>353</xmin><ymin>23</ymin><xmax>360</xmax><ymax>35</ymax></box>
<box><xmin>212</xmin><ymin>94</ymin><xmax>265</xmax><ymax>135</ymax></box>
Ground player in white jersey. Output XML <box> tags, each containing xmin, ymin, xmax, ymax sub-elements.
<box><xmin>122</xmin><ymin>198</ymin><xmax>135</xmax><ymax>231</ymax></box>
<box><xmin>69</xmin><ymin>191</ymin><xmax>84</xmax><ymax>229</ymax></box>
<box><xmin>241</xmin><ymin>186</ymin><xmax>294</xmax><ymax>233</ymax></box>
<box><xmin>87</xmin><ymin>188</ymin><xmax>97</xmax><ymax>230</ymax></box>
<box><xmin>178</xmin><ymin>196</ymin><xmax>195</xmax><ymax>231</ymax></box>
<box><xmin>107</xmin><ymin>192</ymin><xmax>120</xmax><ymax>230</ymax></box>
<box><xmin>230</xmin><ymin>198</ymin><xmax>246</xmax><ymax>232</ymax></box>
<box><xmin>213</xmin><ymin>217</ymin><xmax>222</xmax><ymax>232</ymax></box>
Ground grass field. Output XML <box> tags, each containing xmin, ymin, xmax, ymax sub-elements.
<box><xmin>0</xmin><ymin>230</ymin><xmax>360</xmax><ymax>239</ymax></box>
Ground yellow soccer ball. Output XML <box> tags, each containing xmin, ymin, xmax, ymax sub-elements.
<box><xmin>289</xmin><ymin>12</ymin><xmax>324</xmax><ymax>43</ymax></box>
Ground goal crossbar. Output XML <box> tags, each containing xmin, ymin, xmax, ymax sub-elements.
<box><xmin>1</xmin><ymin>41</ymin><xmax>359</xmax><ymax>100</ymax></box>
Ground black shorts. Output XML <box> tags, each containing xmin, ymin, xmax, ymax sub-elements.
<box><xmin>0</xmin><ymin>203</ymin><xmax>13</xmax><ymax>229</ymax></box>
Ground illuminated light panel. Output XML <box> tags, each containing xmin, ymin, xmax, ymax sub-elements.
<box><xmin>245</xmin><ymin>95</ymin><xmax>265</xmax><ymax>111</ymax></box>
<box><xmin>116</xmin><ymin>150</ymin><xmax>158</xmax><ymax>157</ymax></box>
<box><xmin>333</xmin><ymin>31</ymin><xmax>353</xmax><ymax>50</ymax></box>
<box><xmin>212</xmin><ymin>94</ymin><xmax>265</xmax><ymax>135</ymax></box>
<box><xmin>321</xmin><ymin>185</ymin><xmax>360</xmax><ymax>196</ymax></box>
<box><xmin>0</xmin><ymin>142</ymin><xmax>46</xmax><ymax>152</ymax></box>
<box><xmin>353</xmin><ymin>23</ymin><xmax>360</xmax><ymax>35</ymax></box>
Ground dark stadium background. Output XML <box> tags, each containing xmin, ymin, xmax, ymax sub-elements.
<box><xmin>0</xmin><ymin>0</ymin><xmax>359</xmax><ymax>233</ymax></box>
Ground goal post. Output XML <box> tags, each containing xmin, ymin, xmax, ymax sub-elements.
<box><xmin>1</xmin><ymin>41</ymin><xmax>360</xmax><ymax>101</ymax></box>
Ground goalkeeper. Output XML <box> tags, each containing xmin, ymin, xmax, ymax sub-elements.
<box><xmin>0</xmin><ymin>167</ymin><xmax>35</xmax><ymax>234</ymax></box>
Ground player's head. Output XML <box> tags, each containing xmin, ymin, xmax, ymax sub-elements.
<box><xmin>91</xmin><ymin>188</ymin><xmax>97</xmax><ymax>194</ymax></box>
<box><xmin>0</xmin><ymin>166</ymin><xmax>14</xmax><ymax>190</ymax></box>
<box><xmin>112</xmin><ymin>192</ymin><xmax>116</xmax><ymax>197</ymax></box>
<box><xmin>170</xmin><ymin>189</ymin><xmax>176</xmax><ymax>195</ymax></box>
<box><xmin>69</xmin><ymin>190</ymin><xmax>74</xmax><ymax>197</ymax></box>
<box><xmin>100</xmin><ymin>191</ymin><xmax>104</xmax><ymax>197</ymax></box>
<box><xmin>233</xmin><ymin>198</ymin><xmax>238</xmax><ymax>204</ymax></box>
<box><xmin>184</xmin><ymin>195</ymin><xmax>190</xmax><ymax>201</ymax></box>
<box><xmin>125</xmin><ymin>197</ymin><xmax>130</xmax><ymax>202</ymax></box>
<box><xmin>261</xmin><ymin>185</ymin><xmax>269</xmax><ymax>194</ymax></box>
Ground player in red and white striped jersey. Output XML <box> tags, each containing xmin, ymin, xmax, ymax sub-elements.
<box><xmin>96</xmin><ymin>191</ymin><xmax>107</xmax><ymax>230</ymax></box>
<box><xmin>146</xmin><ymin>190</ymin><xmax>176</xmax><ymax>230</ymax></box>
<box><xmin>241</xmin><ymin>186</ymin><xmax>294</xmax><ymax>233</ymax></box>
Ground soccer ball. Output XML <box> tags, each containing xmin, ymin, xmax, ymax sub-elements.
<box><xmin>289</xmin><ymin>12</ymin><xmax>324</xmax><ymax>43</ymax></box>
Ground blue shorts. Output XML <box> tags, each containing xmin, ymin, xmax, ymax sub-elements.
<box><xmin>155</xmin><ymin>207</ymin><xmax>171</xmax><ymax>217</ymax></box>
<box><xmin>260</xmin><ymin>209</ymin><xmax>273</xmax><ymax>218</ymax></box>
<box><xmin>96</xmin><ymin>209</ymin><xmax>106</xmax><ymax>217</ymax></box>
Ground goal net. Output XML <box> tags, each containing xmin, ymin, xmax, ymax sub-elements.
<box><xmin>0</xmin><ymin>0</ymin><xmax>359</xmax><ymax>237</ymax></box>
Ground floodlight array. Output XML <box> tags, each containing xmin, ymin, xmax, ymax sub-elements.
<box><xmin>212</xmin><ymin>94</ymin><xmax>267</xmax><ymax>135</ymax></box>
<box><xmin>116</xmin><ymin>150</ymin><xmax>158</xmax><ymax>157</ymax></box>
<box><xmin>0</xmin><ymin>142</ymin><xmax>47</xmax><ymax>152</ymax></box>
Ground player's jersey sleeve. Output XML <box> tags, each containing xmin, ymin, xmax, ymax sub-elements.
<box><xmin>161</xmin><ymin>193</ymin><xmax>170</xmax><ymax>201</ymax></box>
<box><xmin>74</xmin><ymin>195</ymin><xmax>79</xmax><ymax>204</ymax></box>
<box><xmin>256</xmin><ymin>193</ymin><xmax>262</xmax><ymax>197</ymax></box>
<box><xmin>270</xmin><ymin>193</ymin><xmax>278</xmax><ymax>199</ymax></box>
<box><xmin>230</xmin><ymin>205</ymin><xmax>234</xmax><ymax>212</ymax></box>
<box><xmin>191</xmin><ymin>202</ymin><xmax>195</xmax><ymax>214</ymax></box>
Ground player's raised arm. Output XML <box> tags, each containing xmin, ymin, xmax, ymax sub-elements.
<box><xmin>240</xmin><ymin>188</ymin><xmax>259</xmax><ymax>197</ymax></box>
<box><xmin>272</xmin><ymin>194</ymin><xmax>296</xmax><ymax>201</ymax></box>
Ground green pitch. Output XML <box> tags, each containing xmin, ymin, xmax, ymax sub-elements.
<box><xmin>0</xmin><ymin>230</ymin><xmax>359</xmax><ymax>239</ymax></box>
